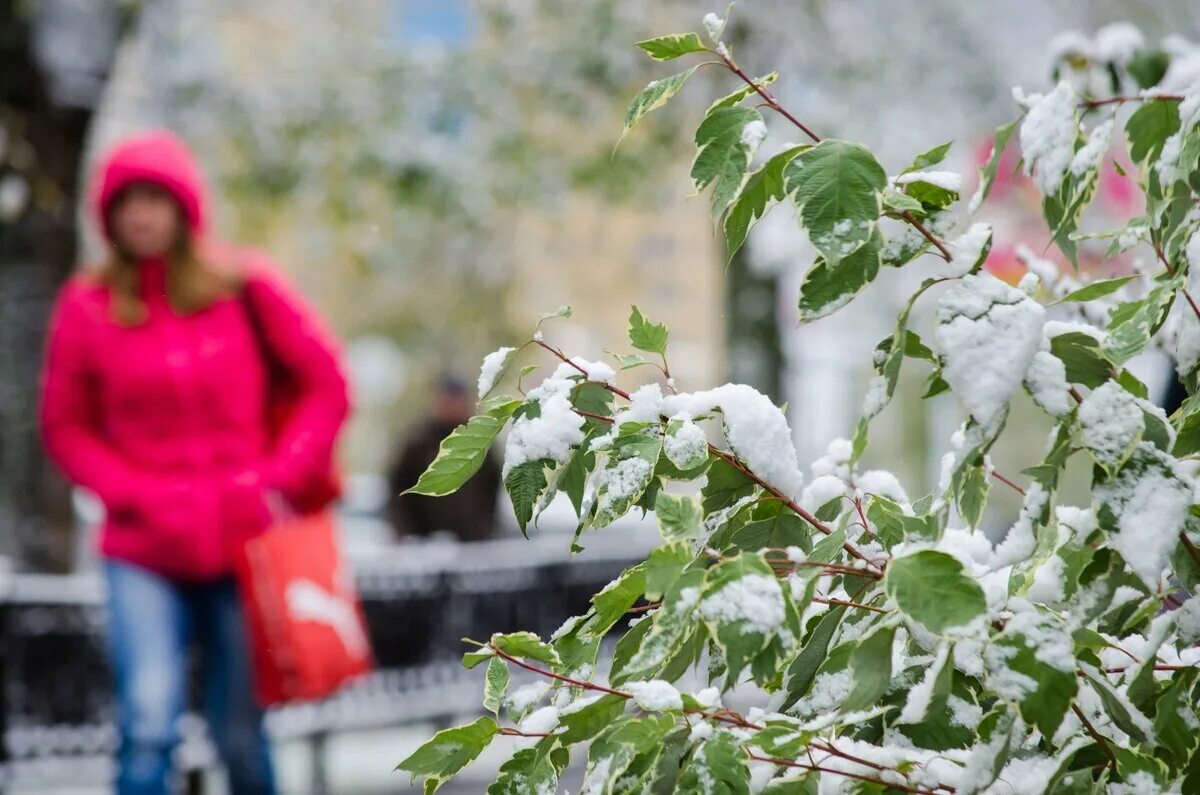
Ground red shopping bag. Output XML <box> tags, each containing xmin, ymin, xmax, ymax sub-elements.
<box><xmin>236</xmin><ymin>510</ymin><xmax>372</xmax><ymax>705</ymax></box>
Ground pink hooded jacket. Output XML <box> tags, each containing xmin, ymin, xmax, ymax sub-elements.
<box><xmin>40</xmin><ymin>131</ymin><xmax>351</xmax><ymax>580</ymax></box>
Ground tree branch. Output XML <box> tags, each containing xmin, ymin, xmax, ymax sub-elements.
<box><xmin>1071</xmin><ymin>704</ymin><xmax>1117</xmax><ymax>769</ymax></box>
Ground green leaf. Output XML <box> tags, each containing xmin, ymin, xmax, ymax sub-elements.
<box><xmin>692</xmin><ymin>106</ymin><xmax>764</xmax><ymax>216</ymax></box>
<box><xmin>1056</xmin><ymin>275</ymin><xmax>1137</xmax><ymax>303</ymax></box>
<box><xmin>558</xmin><ymin>693</ymin><xmax>628</xmax><ymax>745</ymax></box>
<box><xmin>588</xmin><ymin>565</ymin><xmax>647</xmax><ymax>639</ymax></box>
<box><xmin>730</xmin><ymin>502</ymin><xmax>810</xmax><ymax>553</ymax></box>
<box><xmin>505</xmin><ymin>458</ymin><xmax>551</xmax><ymax>537</ymax></box>
<box><xmin>796</xmin><ymin>228</ymin><xmax>882</xmax><ymax>323</ymax></box>
<box><xmin>1083</xmin><ymin>669</ymin><xmax>1152</xmax><ymax>744</ymax></box>
<box><xmin>972</xmin><ymin>120</ymin><xmax>1017</xmax><ymax>210</ymax></box>
<box><xmin>406</xmin><ymin>400</ymin><xmax>521</xmax><ymax>496</ymax></box>
<box><xmin>621</xmin><ymin>67</ymin><xmax>699</xmax><ymax>143</ymax></box>
<box><xmin>491</xmin><ymin>631</ymin><xmax>561</xmax><ymax>667</ymax></box>
<box><xmin>1049</xmin><ymin>332</ymin><xmax>1112</xmax><ymax>388</ymax></box>
<box><xmin>676</xmin><ymin>730</ymin><xmax>750</xmax><ymax>794</ymax></box>
<box><xmin>785</xmin><ymin>139</ymin><xmax>887</xmax><ymax>268</ymax></box>
<box><xmin>723</xmin><ymin>144</ymin><xmax>808</xmax><ymax>262</ymax></box>
<box><xmin>883</xmin><ymin>190</ymin><xmax>925</xmax><ymax>213</ymax></box>
<box><xmin>462</xmin><ymin>648</ymin><xmax>494</xmax><ymax>670</ymax></box>
<box><xmin>904</xmin><ymin>179</ymin><xmax>959</xmax><ymax>210</ymax></box>
<box><xmin>483</xmin><ymin>656</ymin><xmax>508</xmax><ymax>717</ymax></box>
<box><xmin>701</xmin><ymin>459</ymin><xmax>757</xmax><ymax>514</ymax></box>
<box><xmin>608</xmin><ymin>351</ymin><xmax>654</xmax><ymax>370</ymax></box>
<box><xmin>903</xmin><ymin>141</ymin><xmax>953</xmax><ymax>173</ymax></box>
<box><xmin>635</xmin><ymin>32</ymin><xmax>707</xmax><ymax>61</ymax></box>
<box><xmin>885</xmin><ymin>551</ymin><xmax>987</xmax><ymax>633</ymax></box>
<box><xmin>1126</xmin><ymin>98</ymin><xmax>1181</xmax><ymax>163</ymax></box>
<box><xmin>535</xmin><ymin>305</ymin><xmax>572</xmax><ymax>331</ymax></box>
<box><xmin>558</xmin><ymin>442</ymin><xmax>595</xmax><ymax>517</ymax></box>
<box><xmin>396</xmin><ymin>716</ymin><xmax>499</xmax><ymax>790</ymax></box>
<box><xmin>781</xmin><ymin>608</ymin><xmax>846</xmax><ymax>711</ymax></box>
<box><xmin>1127</xmin><ymin>49</ymin><xmax>1171</xmax><ymax>89</ymax></box>
<box><xmin>645</xmin><ymin>543</ymin><xmax>692</xmax><ymax>602</ymax></box>
<box><xmin>843</xmin><ymin>623</ymin><xmax>896</xmax><ymax>711</ymax></box>
<box><xmin>628</xmin><ymin>305</ymin><xmax>669</xmax><ymax>356</ymax></box>
<box><xmin>707</xmin><ymin>71</ymin><xmax>779</xmax><ymax>115</ymax></box>
<box><xmin>655</xmin><ymin>492</ymin><xmax>703</xmax><ymax>543</ymax></box>
<box><xmin>958</xmin><ymin>464</ymin><xmax>991</xmax><ymax>529</ymax></box>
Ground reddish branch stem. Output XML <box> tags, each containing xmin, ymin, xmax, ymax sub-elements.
<box><xmin>1071</xmin><ymin>704</ymin><xmax>1117</xmax><ymax>769</ymax></box>
<box><xmin>1155</xmin><ymin>244</ymin><xmax>1200</xmax><ymax>323</ymax></box>
<box><xmin>1082</xmin><ymin>94</ymin><xmax>1184</xmax><ymax>108</ymax></box>
<box><xmin>989</xmin><ymin>470</ymin><xmax>1026</xmax><ymax>496</ymax></box>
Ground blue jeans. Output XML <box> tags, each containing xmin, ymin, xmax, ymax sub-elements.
<box><xmin>104</xmin><ymin>560</ymin><xmax>277</xmax><ymax>795</ymax></box>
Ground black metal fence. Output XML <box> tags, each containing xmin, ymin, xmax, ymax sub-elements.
<box><xmin>0</xmin><ymin>527</ymin><xmax>654</xmax><ymax>792</ymax></box>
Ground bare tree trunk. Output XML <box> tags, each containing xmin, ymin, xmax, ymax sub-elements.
<box><xmin>0</xmin><ymin>0</ymin><xmax>121</xmax><ymax>571</ymax></box>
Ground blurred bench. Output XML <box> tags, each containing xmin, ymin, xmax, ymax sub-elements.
<box><xmin>0</xmin><ymin>524</ymin><xmax>657</xmax><ymax>792</ymax></box>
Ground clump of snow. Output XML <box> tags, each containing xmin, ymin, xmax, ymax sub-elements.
<box><xmin>507</xmin><ymin>681</ymin><xmax>550</xmax><ymax>714</ymax></box>
<box><xmin>569</xmin><ymin>357</ymin><xmax>616</xmax><ymax>386</ymax></box>
<box><xmin>936</xmin><ymin>273</ymin><xmax>1046</xmax><ymax>425</ymax></box>
<box><xmin>1069</xmin><ymin>119</ymin><xmax>1113</xmax><ymax>176</ymax></box>
<box><xmin>1024</xmin><ymin>351</ymin><xmax>1072</xmax><ymax>417</ymax></box>
<box><xmin>800</xmin><ymin>474</ymin><xmax>848</xmax><ymax>513</ymax></box>
<box><xmin>1077</xmin><ymin>381</ymin><xmax>1143</xmax><ymax>468</ymax></box>
<box><xmin>1043</xmin><ymin>319</ymin><xmax>1107</xmax><ymax>343</ymax></box>
<box><xmin>991</xmin><ymin>484</ymin><xmax>1048</xmax><ymax>568</ymax></box>
<box><xmin>895</xmin><ymin>170</ymin><xmax>963</xmax><ymax>192</ymax></box>
<box><xmin>1055</xmin><ymin>505</ymin><xmax>1097</xmax><ymax>541</ymax></box>
<box><xmin>1095</xmin><ymin>443</ymin><xmax>1193</xmax><ymax>587</ymax></box>
<box><xmin>692</xmin><ymin>686</ymin><xmax>721</xmax><ymax>709</ymax></box>
<box><xmin>855</xmin><ymin>470</ymin><xmax>909</xmax><ymax>506</ymax></box>
<box><xmin>699</xmin><ymin>573</ymin><xmax>785</xmax><ymax>635</ymax></box>
<box><xmin>590</xmin><ymin>382</ymin><xmax>664</xmax><ymax>451</ymax></box>
<box><xmin>624</xmin><ymin>679</ymin><xmax>682</xmax><ymax>711</ymax></box>
<box><xmin>947</xmin><ymin>695</ymin><xmax>983</xmax><ymax>729</ymax></box>
<box><xmin>1019</xmin><ymin>81</ymin><xmax>1078</xmax><ymax>194</ymax></box>
<box><xmin>1027</xmin><ymin>555</ymin><xmax>1067</xmax><ymax>604</ymax></box>
<box><xmin>477</xmin><ymin>346</ymin><xmax>515</xmax><ymax>398</ymax></box>
<box><xmin>702</xmin><ymin>11</ymin><xmax>725</xmax><ymax>43</ymax></box>
<box><xmin>939</xmin><ymin>222</ymin><xmax>992</xmax><ymax>278</ymax></box>
<box><xmin>740</xmin><ymin>119</ymin><xmax>768</xmax><ymax>157</ymax></box>
<box><xmin>1018</xmin><ymin>272</ymin><xmax>1040</xmax><ymax>296</ymax></box>
<box><xmin>790</xmin><ymin>669</ymin><xmax>852</xmax><ymax>716</ymax></box>
<box><xmin>503</xmin><ymin>363</ymin><xmax>588</xmax><ymax>475</ymax></box>
<box><xmin>518</xmin><ymin>705</ymin><xmax>559</xmax><ymax>735</ymax></box>
<box><xmin>1094</xmin><ymin>22</ymin><xmax>1145</xmax><ymax>63</ymax></box>
<box><xmin>811</xmin><ymin>437</ymin><xmax>852</xmax><ymax>480</ymax></box>
<box><xmin>664</xmin><ymin>419</ymin><xmax>708</xmax><ymax>469</ymax></box>
<box><xmin>1156</xmin><ymin>131</ymin><xmax>1183</xmax><ymax>186</ymax></box>
<box><xmin>664</xmin><ymin>384</ymin><xmax>804</xmax><ymax>499</ymax></box>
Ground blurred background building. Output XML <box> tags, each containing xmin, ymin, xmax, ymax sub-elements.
<box><xmin>1</xmin><ymin>0</ymin><xmax>1199</xmax><ymax>792</ymax></box>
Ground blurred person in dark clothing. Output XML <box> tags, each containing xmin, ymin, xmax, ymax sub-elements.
<box><xmin>388</xmin><ymin>375</ymin><xmax>501</xmax><ymax>541</ymax></box>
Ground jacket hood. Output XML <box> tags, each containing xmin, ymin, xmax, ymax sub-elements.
<box><xmin>92</xmin><ymin>130</ymin><xmax>209</xmax><ymax>242</ymax></box>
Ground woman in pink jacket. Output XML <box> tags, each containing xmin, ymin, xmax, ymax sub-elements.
<box><xmin>40</xmin><ymin>130</ymin><xmax>350</xmax><ymax>795</ymax></box>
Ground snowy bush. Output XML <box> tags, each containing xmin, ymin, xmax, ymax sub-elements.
<box><xmin>398</xmin><ymin>11</ymin><xmax>1200</xmax><ymax>794</ymax></box>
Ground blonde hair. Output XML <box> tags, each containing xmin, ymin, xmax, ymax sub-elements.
<box><xmin>97</xmin><ymin>203</ymin><xmax>243</xmax><ymax>326</ymax></box>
